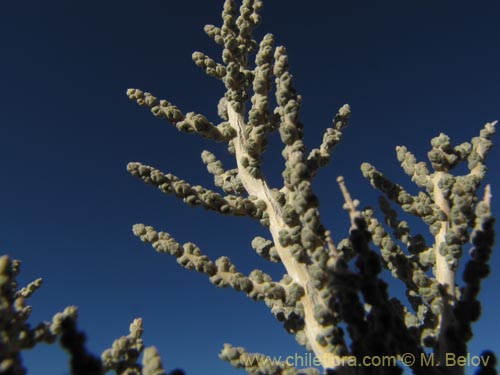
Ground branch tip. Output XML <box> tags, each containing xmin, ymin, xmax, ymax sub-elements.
<box><xmin>484</xmin><ymin>184</ymin><xmax>492</xmax><ymax>206</ymax></box>
<box><xmin>324</xmin><ymin>230</ymin><xmax>338</xmax><ymax>257</ymax></box>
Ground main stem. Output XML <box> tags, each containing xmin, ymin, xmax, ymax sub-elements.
<box><xmin>227</xmin><ymin>105</ymin><xmax>333</xmax><ymax>370</ymax></box>
<box><xmin>432</xmin><ymin>172</ymin><xmax>462</xmax><ymax>375</ymax></box>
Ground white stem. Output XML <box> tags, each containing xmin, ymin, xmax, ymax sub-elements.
<box><xmin>432</xmin><ymin>173</ymin><xmax>454</xmax><ymax>294</ymax></box>
<box><xmin>432</xmin><ymin>172</ymin><xmax>462</xmax><ymax>375</ymax></box>
<box><xmin>227</xmin><ymin>105</ymin><xmax>333</xmax><ymax>370</ymax></box>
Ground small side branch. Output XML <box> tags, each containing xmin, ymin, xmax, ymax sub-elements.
<box><xmin>100</xmin><ymin>318</ymin><xmax>146</xmax><ymax>373</ymax></box>
<box><xmin>396</xmin><ymin>146</ymin><xmax>431</xmax><ymax>188</ymax></box>
<box><xmin>127</xmin><ymin>162</ymin><xmax>266</xmax><ymax>219</ymax></box>
<box><xmin>132</xmin><ymin>224</ymin><xmax>307</xmax><ymax>335</ymax></box>
<box><xmin>307</xmin><ymin>105</ymin><xmax>351</xmax><ymax>178</ymax></box>
<box><xmin>201</xmin><ymin>150</ymin><xmax>246</xmax><ymax>195</ymax></box>
<box><xmin>127</xmin><ymin>89</ymin><xmax>235</xmax><ymax>142</ymax></box>
<box><xmin>361</xmin><ymin>163</ymin><xmax>437</xmax><ymax>225</ymax></box>
<box><xmin>192</xmin><ymin>51</ymin><xmax>227</xmax><ymax>80</ymax></box>
<box><xmin>451</xmin><ymin>186</ymin><xmax>495</xmax><ymax>356</ymax></box>
<box><xmin>251</xmin><ymin>236</ymin><xmax>281</xmax><ymax>263</ymax></box>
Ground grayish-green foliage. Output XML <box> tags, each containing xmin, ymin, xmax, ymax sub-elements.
<box><xmin>0</xmin><ymin>0</ymin><xmax>496</xmax><ymax>374</ymax></box>
<box><xmin>124</xmin><ymin>0</ymin><xmax>497</xmax><ymax>374</ymax></box>
<box><xmin>0</xmin><ymin>254</ymin><xmax>174</xmax><ymax>375</ymax></box>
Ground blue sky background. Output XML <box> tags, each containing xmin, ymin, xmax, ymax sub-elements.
<box><xmin>0</xmin><ymin>1</ymin><xmax>499</xmax><ymax>374</ymax></box>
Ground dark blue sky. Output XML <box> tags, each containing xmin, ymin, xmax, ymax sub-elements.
<box><xmin>0</xmin><ymin>1</ymin><xmax>498</xmax><ymax>374</ymax></box>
